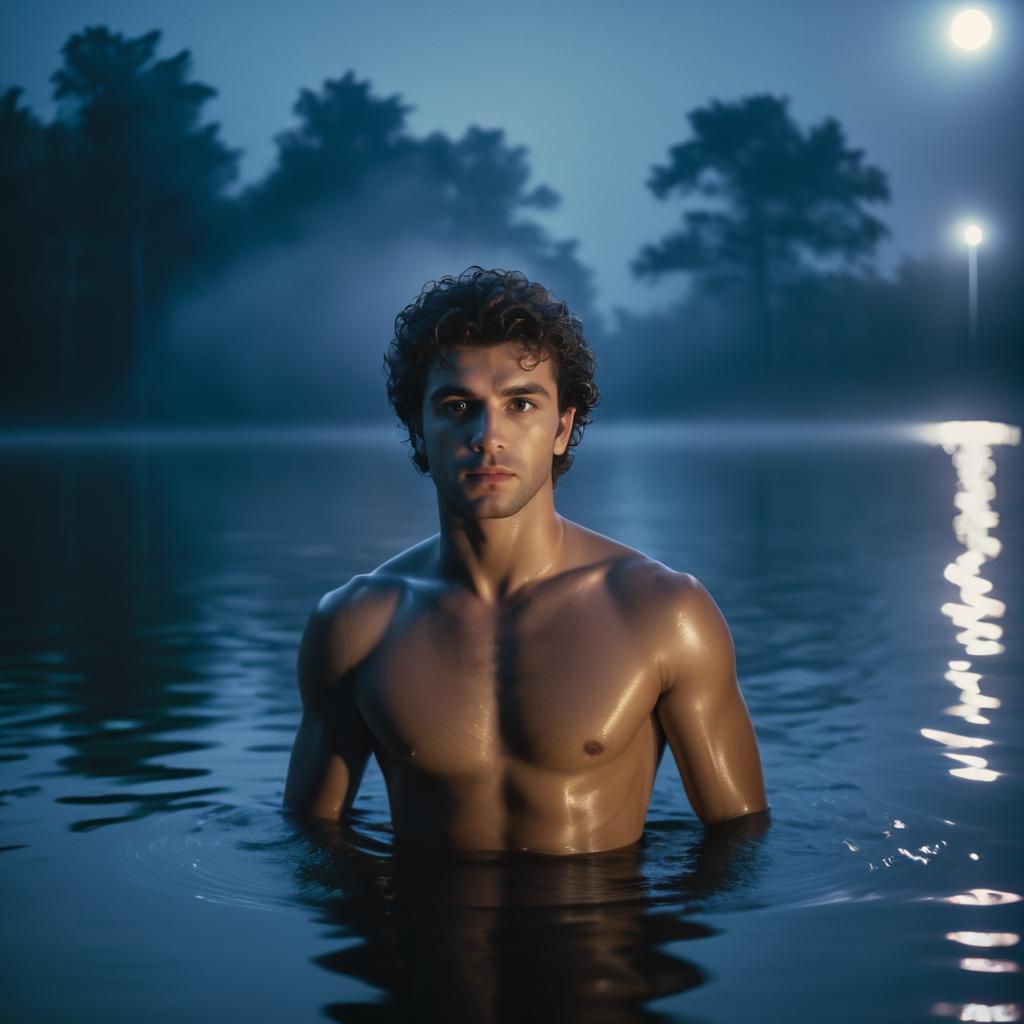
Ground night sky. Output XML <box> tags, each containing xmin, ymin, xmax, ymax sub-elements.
<box><xmin>2</xmin><ymin>0</ymin><xmax>1020</xmax><ymax>318</ymax></box>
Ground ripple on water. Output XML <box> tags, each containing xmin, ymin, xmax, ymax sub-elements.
<box><xmin>122</xmin><ymin>801</ymin><xmax>359</xmax><ymax>912</ymax></box>
<box><xmin>119</xmin><ymin>768</ymin><xmax>999</xmax><ymax>920</ymax></box>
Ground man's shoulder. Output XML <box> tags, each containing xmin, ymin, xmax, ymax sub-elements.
<box><xmin>567</xmin><ymin>520</ymin><xmax>702</xmax><ymax>604</ymax></box>
<box><xmin>368</xmin><ymin>533</ymin><xmax>441</xmax><ymax>582</ymax></box>
<box><xmin>584</xmin><ymin>545</ymin><xmax>734</xmax><ymax>696</ymax></box>
<box><xmin>619</xmin><ymin>562</ymin><xmax>734</xmax><ymax>691</ymax></box>
<box><xmin>305</xmin><ymin>537</ymin><xmax>439</xmax><ymax>678</ymax></box>
<box><xmin>568</xmin><ymin>523</ymin><xmax>724</xmax><ymax>658</ymax></box>
<box><xmin>318</xmin><ymin>535</ymin><xmax>439</xmax><ymax>610</ymax></box>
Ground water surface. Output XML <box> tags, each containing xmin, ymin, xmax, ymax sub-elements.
<box><xmin>1</xmin><ymin>421</ymin><xmax>1022</xmax><ymax>1022</ymax></box>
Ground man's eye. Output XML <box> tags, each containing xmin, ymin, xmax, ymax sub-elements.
<box><xmin>512</xmin><ymin>398</ymin><xmax>537</xmax><ymax>411</ymax></box>
<box><xmin>441</xmin><ymin>400</ymin><xmax>468</xmax><ymax>415</ymax></box>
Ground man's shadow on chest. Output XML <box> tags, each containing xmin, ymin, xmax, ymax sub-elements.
<box><xmin>287</xmin><ymin>810</ymin><xmax>770</xmax><ymax>1023</ymax></box>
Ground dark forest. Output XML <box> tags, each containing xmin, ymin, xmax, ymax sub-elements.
<box><xmin>3</xmin><ymin>26</ymin><xmax>1021</xmax><ymax>426</ymax></box>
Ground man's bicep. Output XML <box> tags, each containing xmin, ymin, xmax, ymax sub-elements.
<box><xmin>283</xmin><ymin>706</ymin><xmax>372</xmax><ymax>820</ymax></box>
<box><xmin>283</xmin><ymin>603</ymin><xmax>374</xmax><ymax>821</ymax></box>
<box><xmin>655</xmin><ymin>575</ymin><xmax>767</xmax><ymax>826</ymax></box>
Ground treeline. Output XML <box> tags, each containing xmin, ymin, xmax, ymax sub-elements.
<box><xmin>601</xmin><ymin>94</ymin><xmax>1023</xmax><ymax>418</ymax></box>
<box><xmin>2</xmin><ymin>26</ymin><xmax>1020</xmax><ymax>426</ymax></box>
<box><xmin>1</xmin><ymin>26</ymin><xmax>596</xmax><ymax>424</ymax></box>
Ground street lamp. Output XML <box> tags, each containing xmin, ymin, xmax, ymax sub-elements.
<box><xmin>964</xmin><ymin>224</ymin><xmax>983</xmax><ymax>366</ymax></box>
<box><xmin>951</xmin><ymin>8</ymin><xmax>993</xmax><ymax>50</ymax></box>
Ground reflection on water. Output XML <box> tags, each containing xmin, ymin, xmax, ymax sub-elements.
<box><xmin>285</xmin><ymin>814</ymin><xmax>769</xmax><ymax>1021</ymax></box>
<box><xmin>931</xmin><ymin>1004</ymin><xmax>1022</xmax><ymax>1022</ymax></box>
<box><xmin>947</xmin><ymin>933</ymin><xmax>1022</xmax><ymax>948</ymax></box>
<box><xmin>1</xmin><ymin>421</ymin><xmax>1022</xmax><ymax>1021</ymax></box>
<box><xmin>942</xmin><ymin>890</ymin><xmax>1023</xmax><ymax>907</ymax></box>
<box><xmin>917</xmin><ymin>421</ymin><xmax>1020</xmax><ymax>783</ymax></box>
<box><xmin>959</xmin><ymin>959</ymin><xmax>1021</xmax><ymax>974</ymax></box>
<box><xmin>915</xmin><ymin>422</ymin><xmax>1022</xmax><ymax>1020</ymax></box>
<box><xmin>122</xmin><ymin>802</ymin><xmax>769</xmax><ymax>1019</ymax></box>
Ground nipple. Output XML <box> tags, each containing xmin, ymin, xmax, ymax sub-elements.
<box><xmin>583</xmin><ymin>739</ymin><xmax>604</xmax><ymax>756</ymax></box>
<box><xmin>401</xmin><ymin>742</ymin><xmax>416</xmax><ymax>759</ymax></box>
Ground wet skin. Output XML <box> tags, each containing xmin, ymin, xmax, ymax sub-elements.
<box><xmin>284</xmin><ymin>341</ymin><xmax>768</xmax><ymax>854</ymax></box>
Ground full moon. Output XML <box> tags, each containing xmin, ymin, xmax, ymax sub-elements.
<box><xmin>964</xmin><ymin>225</ymin><xmax>983</xmax><ymax>246</ymax></box>
<box><xmin>951</xmin><ymin>9</ymin><xmax>993</xmax><ymax>50</ymax></box>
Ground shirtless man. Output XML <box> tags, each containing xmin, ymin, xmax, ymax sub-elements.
<box><xmin>283</xmin><ymin>267</ymin><xmax>767</xmax><ymax>855</ymax></box>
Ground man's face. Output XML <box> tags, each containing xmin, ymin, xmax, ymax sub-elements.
<box><xmin>417</xmin><ymin>341</ymin><xmax>576</xmax><ymax>519</ymax></box>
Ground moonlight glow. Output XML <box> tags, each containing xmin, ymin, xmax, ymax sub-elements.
<box><xmin>965</xmin><ymin>224</ymin><xmax>984</xmax><ymax>246</ymax></box>
<box><xmin>951</xmin><ymin>9</ymin><xmax>993</xmax><ymax>50</ymax></box>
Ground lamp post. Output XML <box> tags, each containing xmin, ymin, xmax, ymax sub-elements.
<box><xmin>964</xmin><ymin>224</ymin><xmax>982</xmax><ymax>368</ymax></box>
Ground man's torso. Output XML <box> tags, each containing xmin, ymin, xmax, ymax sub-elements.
<box><xmin>335</xmin><ymin>524</ymin><xmax>673</xmax><ymax>854</ymax></box>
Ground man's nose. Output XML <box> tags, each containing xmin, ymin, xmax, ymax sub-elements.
<box><xmin>469</xmin><ymin>404</ymin><xmax>506</xmax><ymax>451</ymax></box>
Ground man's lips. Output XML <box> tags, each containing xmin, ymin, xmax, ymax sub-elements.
<box><xmin>464</xmin><ymin>468</ymin><xmax>516</xmax><ymax>480</ymax></box>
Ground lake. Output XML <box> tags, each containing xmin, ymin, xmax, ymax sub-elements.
<box><xmin>1</xmin><ymin>420</ymin><xmax>1022</xmax><ymax>1022</ymax></box>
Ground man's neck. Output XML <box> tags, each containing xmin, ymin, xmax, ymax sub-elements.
<box><xmin>435</xmin><ymin>488</ymin><xmax>567</xmax><ymax>603</ymax></box>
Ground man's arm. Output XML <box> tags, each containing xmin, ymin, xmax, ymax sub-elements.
<box><xmin>654</xmin><ymin>572</ymin><xmax>768</xmax><ymax>826</ymax></box>
<box><xmin>283</xmin><ymin>589</ymin><xmax>375</xmax><ymax>820</ymax></box>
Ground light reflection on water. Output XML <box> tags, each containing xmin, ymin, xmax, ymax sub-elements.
<box><xmin>1</xmin><ymin>420</ymin><xmax>1022</xmax><ymax>1021</ymax></box>
<box><xmin>916</xmin><ymin>421</ymin><xmax>1020</xmax><ymax>789</ymax></box>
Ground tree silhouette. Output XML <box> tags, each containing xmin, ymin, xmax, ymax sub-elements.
<box><xmin>248</xmin><ymin>75</ymin><xmax>568</xmax><ymax>253</ymax></box>
<box><xmin>418</xmin><ymin>125</ymin><xmax>559</xmax><ymax>235</ymax></box>
<box><xmin>0</xmin><ymin>88</ymin><xmax>58</xmax><ymax>414</ymax></box>
<box><xmin>245</xmin><ymin>71</ymin><xmax>415</xmax><ymax>238</ymax></box>
<box><xmin>148</xmin><ymin>70</ymin><xmax>599</xmax><ymax>424</ymax></box>
<box><xmin>417</xmin><ymin>126</ymin><xmax>596</xmax><ymax>319</ymax></box>
<box><xmin>633</xmin><ymin>94</ymin><xmax>889</xmax><ymax>371</ymax></box>
<box><xmin>50</xmin><ymin>26</ymin><xmax>239</xmax><ymax>418</ymax></box>
<box><xmin>242</xmin><ymin>73</ymin><xmax>599</xmax><ymax>338</ymax></box>
<box><xmin>7</xmin><ymin>39</ymin><xmax>599</xmax><ymax>425</ymax></box>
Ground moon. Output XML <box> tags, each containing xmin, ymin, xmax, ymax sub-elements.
<box><xmin>951</xmin><ymin>9</ymin><xmax>993</xmax><ymax>50</ymax></box>
<box><xmin>964</xmin><ymin>225</ymin><xmax>983</xmax><ymax>247</ymax></box>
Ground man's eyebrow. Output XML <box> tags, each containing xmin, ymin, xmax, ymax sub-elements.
<box><xmin>428</xmin><ymin>382</ymin><xmax>553</xmax><ymax>402</ymax></box>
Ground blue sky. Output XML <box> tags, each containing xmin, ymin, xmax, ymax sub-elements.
<box><xmin>2</xmin><ymin>0</ymin><xmax>1020</xmax><ymax>317</ymax></box>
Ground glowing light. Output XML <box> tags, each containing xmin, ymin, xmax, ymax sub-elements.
<box><xmin>944</xmin><ymin>754</ymin><xmax>988</xmax><ymax>767</ymax></box>
<box><xmin>898</xmin><ymin>847</ymin><xmax>930</xmax><ymax>864</ymax></box>
<box><xmin>916</xmin><ymin>421</ymin><xmax>1020</xmax><ymax>448</ymax></box>
<box><xmin>920</xmin><ymin>728</ymin><xmax>992</xmax><ymax>749</ymax></box>
<box><xmin>943</xmin><ymin>889</ymin><xmax>1022</xmax><ymax>906</ymax></box>
<box><xmin>965</xmin><ymin>224</ymin><xmax>984</xmax><ymax>246</ymax></box>
<box><xmin>946</xmin><ymin>668</ymin><xmax>982</xmax><ymax>690</ymax></box>
<box><xmin>960</xmin><ymin>959</ymin><xmax>1021</xmax><ymax>973</ymax></box>
<box><xmin>931</xmin><ymin>1005</ymin><xmax>1022</xmax><ymax>1023</ymax></box>
<box><xmin>932</xmin><ymin>1002</ymin><xmax>1020</xmax><ymax>1022</ymax></box>
<box><xmin>946</xmin><ymin>933</ymin><xmax>1021</xmax><ymax>948</ymax></box>
<box><xmin>950</xmin><ymin>765</ymin><xmax>1000</xmax><ymax>782</ymax></box>
<box><xmin>920</xmin><ymin>422</ymin><xmax>1019</xmax><ymax>780</ymax></box>
<box><xmin>959</xmin><ymin>692</ymin><xmax>1001</xmax><ymax>710</ymax></box>
<box><xmin>942</xmin><ymin>751</ymin><xmax>1000</xmax><ymax>782</ymax></box>
<box><xmin>951</xmin><ymin>9</ymin><xmax>993</xmax><ymax>50</ymax></box>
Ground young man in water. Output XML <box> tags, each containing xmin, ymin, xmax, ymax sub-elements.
<box><xmin>284</xmin><ymin>267</ymin><xmax>767</xmax><ymax>854</ymax></box>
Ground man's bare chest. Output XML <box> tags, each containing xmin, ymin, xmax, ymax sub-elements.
<box><xmin>353</xmin><ymin>584</ymin><xmax>662</xmax><ymax>776</ymax></box>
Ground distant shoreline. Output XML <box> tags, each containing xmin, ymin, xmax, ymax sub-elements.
<box><xmin>1</xmin><ymin>418</ymin><xmax>1020</xmax><ymax>450</ymax></box>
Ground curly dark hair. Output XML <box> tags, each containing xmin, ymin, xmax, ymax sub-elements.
<box><xmin>384</xmin><ymin>266</ymin><xmax>599</xmax><ymax>486</ymax></box>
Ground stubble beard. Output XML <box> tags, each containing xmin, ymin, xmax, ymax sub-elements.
<box><xmin>439</xmin><ymin>468</ymin><xmax>549</xmax><ymax>522</ymax></box>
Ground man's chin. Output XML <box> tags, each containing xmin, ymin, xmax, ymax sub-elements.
<box><xmin>436</xmin><ymin>479</ymin><xmax>539</xmax><ymax>519</ymax></box>
<box><xmin>448</xmin><ymin>492</ymin><xmax>527</xmax><ymax>519</ymax></box>
<box><xmin>463</xmin><ymin>500</ymin><xmax>523</xmax><ymax>520</ymax></box>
